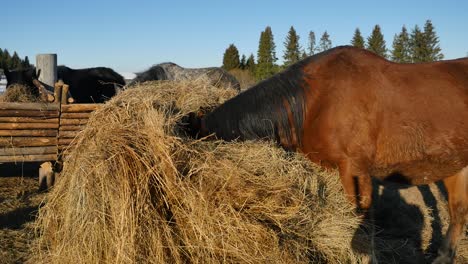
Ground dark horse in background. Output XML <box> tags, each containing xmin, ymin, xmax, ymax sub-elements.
<box><xmin>128</xmin><ymin>62</ymin><xmax>241</xmax><ymax>92</ymax></box>
<box><xmin>57</xmin><ymin>66</ymin><xmax>125</xmax><ymax>103</ymax></box>
<box><xmin>185</xmin><ymin>46</ymin><xmax>468</xmax><ymax>263</ymax></box>
<box><xmin>4</xmin><ymin>67</ymin><xmax>41</xmax><ymax>94</ymax></box>
<box><xmin>5</xmin><ymin>66</ymin><xmax>125</xmax><ymax>103</ymax></box>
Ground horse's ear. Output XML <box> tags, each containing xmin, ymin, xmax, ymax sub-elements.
<box><xmin>4</xmin><ymin>68</ymin><xmax>10</xmax><ymax>82</ymax></box>
<box><xmin>35</xmin><ymin>69</ymin><xmax>41</xmax><ymax>79</ymax></box>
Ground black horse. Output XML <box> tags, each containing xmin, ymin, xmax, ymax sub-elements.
<box><xmin>57</xmin><ymin>66</ymin><xmax>125</xmax><ymax>103</ymax></box>
<box><xmin>4</xmin><ymin>68</ymin><xmax>40</xmax><ymax>90</ymax></box>
<box><xmin>5</xmin><ymin>66</ymin><xmax>125</xmax><ymax>103</ymax></box>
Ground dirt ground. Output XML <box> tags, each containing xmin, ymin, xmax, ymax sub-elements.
<box><xmin>0</xmin><ymin>163</ymin><xmax>46</xmax><ymax>264</ymax></box>
<box><xmin>0</xmin><ymin>162</ymin><xmax>466</xmax><ymax>264</ymax></box>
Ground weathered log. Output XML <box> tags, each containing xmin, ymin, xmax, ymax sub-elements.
<box><xmin>32</xmin><ymin>79</ymin><xmax>55</xmax><ymax>102</ymax></box>
<box><xmin>61</xmin><ymin>104</ymin><xmax>102</xmax><ymax>112</ymax></box>
<box><xmin>0</xmin><ymin>123</ymin><xmax>59</xmax><ymax>130</ymax></box>
<box><xmin>58</xmin><ymin>138</ymin><xmax>75</xmax><ymax>145</ymax></box>
<box><xmin>0</xmin><ymin>137</ymin><xmax>57</xmax><ymax>147</ymax></box>
<box><xmin>0</xmin><ymin>130</ymin><xmax>57</xmax><ymax>137</ymax></box>
<box><xmin>60</xmin><ymin>118</ymin><xmax>88</xmax><ymax>125</ymax></box>
<box><xmin>0</xmin><ymin>117</ymin><xmax>59</xmax><ymax>123</ymax></box>
<box><xmin>58</xmin><ymin>131</ymin><xmax>79</xmax><ymax>138</ymax></box>
<box><xmin>0</xmin><ymin>146</ymin><xmax>57</xmax><ymax>156</ymax></box>
<box><xmin>60</xmin><ymin>112</ymin><xmax>92</xmax><ymax>119</ymax></box>
<box><xmin>0</xmin><ymin>154</ymin><xmax>57</xmax><ymax>163</ymax></box>
<box><xmin>58</xmin><ymin>145</ymin><xmax>75</xmax><ymax>151</ymax></box>
<box><xmin>0</xmin><ymin>110</ymin><xmax>59</xmax><ymax>117</ymax></box>
<box><xmin>59</xmin><ymin>125</ymin><xmax>85</xmax><ymax>131</ymax></box>
<box><xmin>54</xmin><ymin>82</ymin><xmax>63</xmax><ymax>104</ymax></box>
<box><xmin>61</xmin><ymin>84</ymin><xmax>70</xmax><ymax>105</ymax></box>
<box><xmin>0</xmin><ymin>102</ymin><xmax>59</xmax><ymax>111</ymax></box>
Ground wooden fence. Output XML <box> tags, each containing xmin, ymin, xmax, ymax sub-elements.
<box><xmin>0</xmin><ymin>82</ymin><xmax>102</xmax><ymax>164</ymax></box>
<box><xmin>0</xmin><ymin>102</ymin><xmax>60</xmax><ymax>163</ymax></box>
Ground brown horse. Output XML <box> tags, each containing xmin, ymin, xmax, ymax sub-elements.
<box><xmin>185</xmin><ymin>46</ymin><xmax>468</xmax><ymax>263</ymax></box>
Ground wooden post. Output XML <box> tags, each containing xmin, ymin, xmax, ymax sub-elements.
<box><xmin>54</xmin><ymin>81</ymin><xmax>63</xmax><ymax>104</ymax></box>
<box><xmin>61</xmin><ymin>84</ymin><xmax>70</xmax><ymax>104</ymax></box>
<box><xmin>39</xmin><ymin>161</ymin><xmax>55</xmax><ymax>191</ymax></box>
<box><xmin>36</xmin><ymin>54</ymin><xmax>57</xmax><ymax>91</ymax></box>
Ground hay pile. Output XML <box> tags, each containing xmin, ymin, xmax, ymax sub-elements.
<box><xmin>0</xmin><ymin>84</ymin><xmax>39</xmax><ymax>102</ymax></box>
<box><xmin>32</xmin><ymin>81</ymin><xmax>368</xmax><ymax>263</ymax></box>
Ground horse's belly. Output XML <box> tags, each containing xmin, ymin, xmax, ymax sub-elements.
<box><xmin>370</xmin><ymin>159</ymin><xmax>465</xmax><ymax>185</ymax></box>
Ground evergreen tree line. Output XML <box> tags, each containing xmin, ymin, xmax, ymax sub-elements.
<box><xmin>222</xmin><ymin>19</ymin><xmax>444</xmax><ymax>81</ymax></box>
<box><xmin>0</xmin><ymin>48</ymin><xmax>32</xmax><ymax>71</ymax></box>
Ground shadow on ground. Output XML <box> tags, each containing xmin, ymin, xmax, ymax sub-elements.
<box><xmin>352</xmin><ymin>179</ymin><xmax>467</xmax><ymax>264</ymax></box>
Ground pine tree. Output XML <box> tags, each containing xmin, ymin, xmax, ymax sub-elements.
<box><xmin>222</xmin><ymin>44</ymin><xmax>240</xmax><ymax>71</ymax></box>
<box><xmin>256</xmin><ymin>26</ymin><xmax>277</xmax><ymax>80</ymax></box>
<box><xmin>318</xmin><ymin>31</ymin><xmax>332</xmax><ymax>52</ymax></box>
<box><xmin>410</xmin><ymin>25</ymin><xmax>425</xmax><ymax>62</ymax></box>
<box><xmin>239</xmin><ymin>54</ymin><xmax>246</xmax><ymax>69</ymax></box>
<box><xmin>307</xmin><ymin>31</ymin><xmax>317</xmax><ymax>55</ymax></box>
<box><xmin>391</xmin><ymin>25</ymin><xmax>411</xmax><ymax>63</ymax></box>
<box><xmin>22</xmin><ymin>56</ymin><xmax>31</xmax><ymax>68</ymax></box>
<box><xmin>423</xmin><ymin>20</ymin><xmax>444</xmax><ymax>61</ymax></box>
<box><xmin>283</xmin><ymin>26</ymin><xmax>301</xmax><ymax>67</ymax></box>
<box><xmin>245</xmin><ymin>54</ymin><xmax>256</xmax><ymax>75</ymax></box>
<box><xmin>10</xmin><ymin>52</ymin><xmax>22</xmax><ymax>69</ymax></box>
<box><xmin>351</xmin><ymin>28</ymin><xmax>365</xmax><ymax>49</ymax></box>
<box><xmin>301</xmin><ymin>51</ymin><xmax>308</xmax><ymax>59</ymax></box>
<box><xmin>366</xmin><ymin>25</ymin><xmax>387</xmax><ymax>58</ymax></box>
<box><xmin>3</xmin><ymin>49</ymin><xmax>11</xmax><ymax>70</ymax></box>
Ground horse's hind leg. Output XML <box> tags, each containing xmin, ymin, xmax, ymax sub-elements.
<box><xmin>434</xmin><ymin>169</ymin><xmax>468</xmax><ymax>264</ymax></box>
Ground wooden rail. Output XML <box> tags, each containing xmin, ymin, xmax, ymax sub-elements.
<box><xmin>0</xmin><ymin>101</ymin><xmax>60</xmax><ymax>163</ymax></box>
<box><xmin>0</xmin><ymin>82</ymin><xmax>102</xmax><ymax>164</ymax></box>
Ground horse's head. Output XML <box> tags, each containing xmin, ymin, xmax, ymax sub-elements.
<box><xmin>180</xmin><ymin>110</ymin><xmax>207</xmax><ymax>139</ymax></box>
<box><xmin>5</xmin><ymin>67</ymin><xmax>41</xmax><ymax>89</ymax></box>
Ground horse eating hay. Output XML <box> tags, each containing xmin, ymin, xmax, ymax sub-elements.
<box><xmin>185</xmin><ymin>46</ymin><xmax>468</xmax><ymax>263</ymax></box>
<box><xmin>129</xmin><ymin>62</ymin><xmax>241</xmax><ymax>92</ymax></box>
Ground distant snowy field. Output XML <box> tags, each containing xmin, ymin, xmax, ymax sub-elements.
<box><xmin>120</xmin><ymin>72</ymin><xmax>136</xmax><ymax>84</ymax></box>
<box><xmin>0</xmin><ymin>75</ymin><xmax>6</xmax><ymax>94</ymax></box>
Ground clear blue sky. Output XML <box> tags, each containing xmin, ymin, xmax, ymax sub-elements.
<box><xmin>3</xmin><ymin>0</ymin><xmax>467</xmax><ymax>74</ymax></box>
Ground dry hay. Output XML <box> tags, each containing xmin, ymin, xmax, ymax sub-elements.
<box><xmin>31</xmin><ymin>80</ymin><xmax>368</xmax><ymax>263</ymax></box>
<box><xmin>0</xmin><ymin>84</ymin><xmax>39</xmax><ymax>102</ymax></box>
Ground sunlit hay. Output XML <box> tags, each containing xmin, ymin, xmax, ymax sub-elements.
<box><xmin>0</xmin><ymin>84</ymin><xmax>39</xmax><ymax>102</ymax></box>
<box><xmin>31</xmin><ymin>80</ymin><xmax>367</xmax><ymax>263</ymax></box>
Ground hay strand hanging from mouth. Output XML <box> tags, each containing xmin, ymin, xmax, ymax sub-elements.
<box><xmin>31</xmin><ymin>80</ymin><xmax>366</xmax><ymax>263</ymax></box>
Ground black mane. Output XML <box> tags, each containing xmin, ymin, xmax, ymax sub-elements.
<box><xmin>202</xmin><ymin>58</ymin><xmax>312</xmax><ymax>148</ymax></box>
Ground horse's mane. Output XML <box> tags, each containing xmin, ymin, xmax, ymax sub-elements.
<box><xmin>203</xmin><ymin>58</ymin><xmax>312</xmax><ymax>148</ymax></box>
<box><xmin>201</xmin><ymin>47</ymin><xmax>358</xmax><ymax>147</ymax></box>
